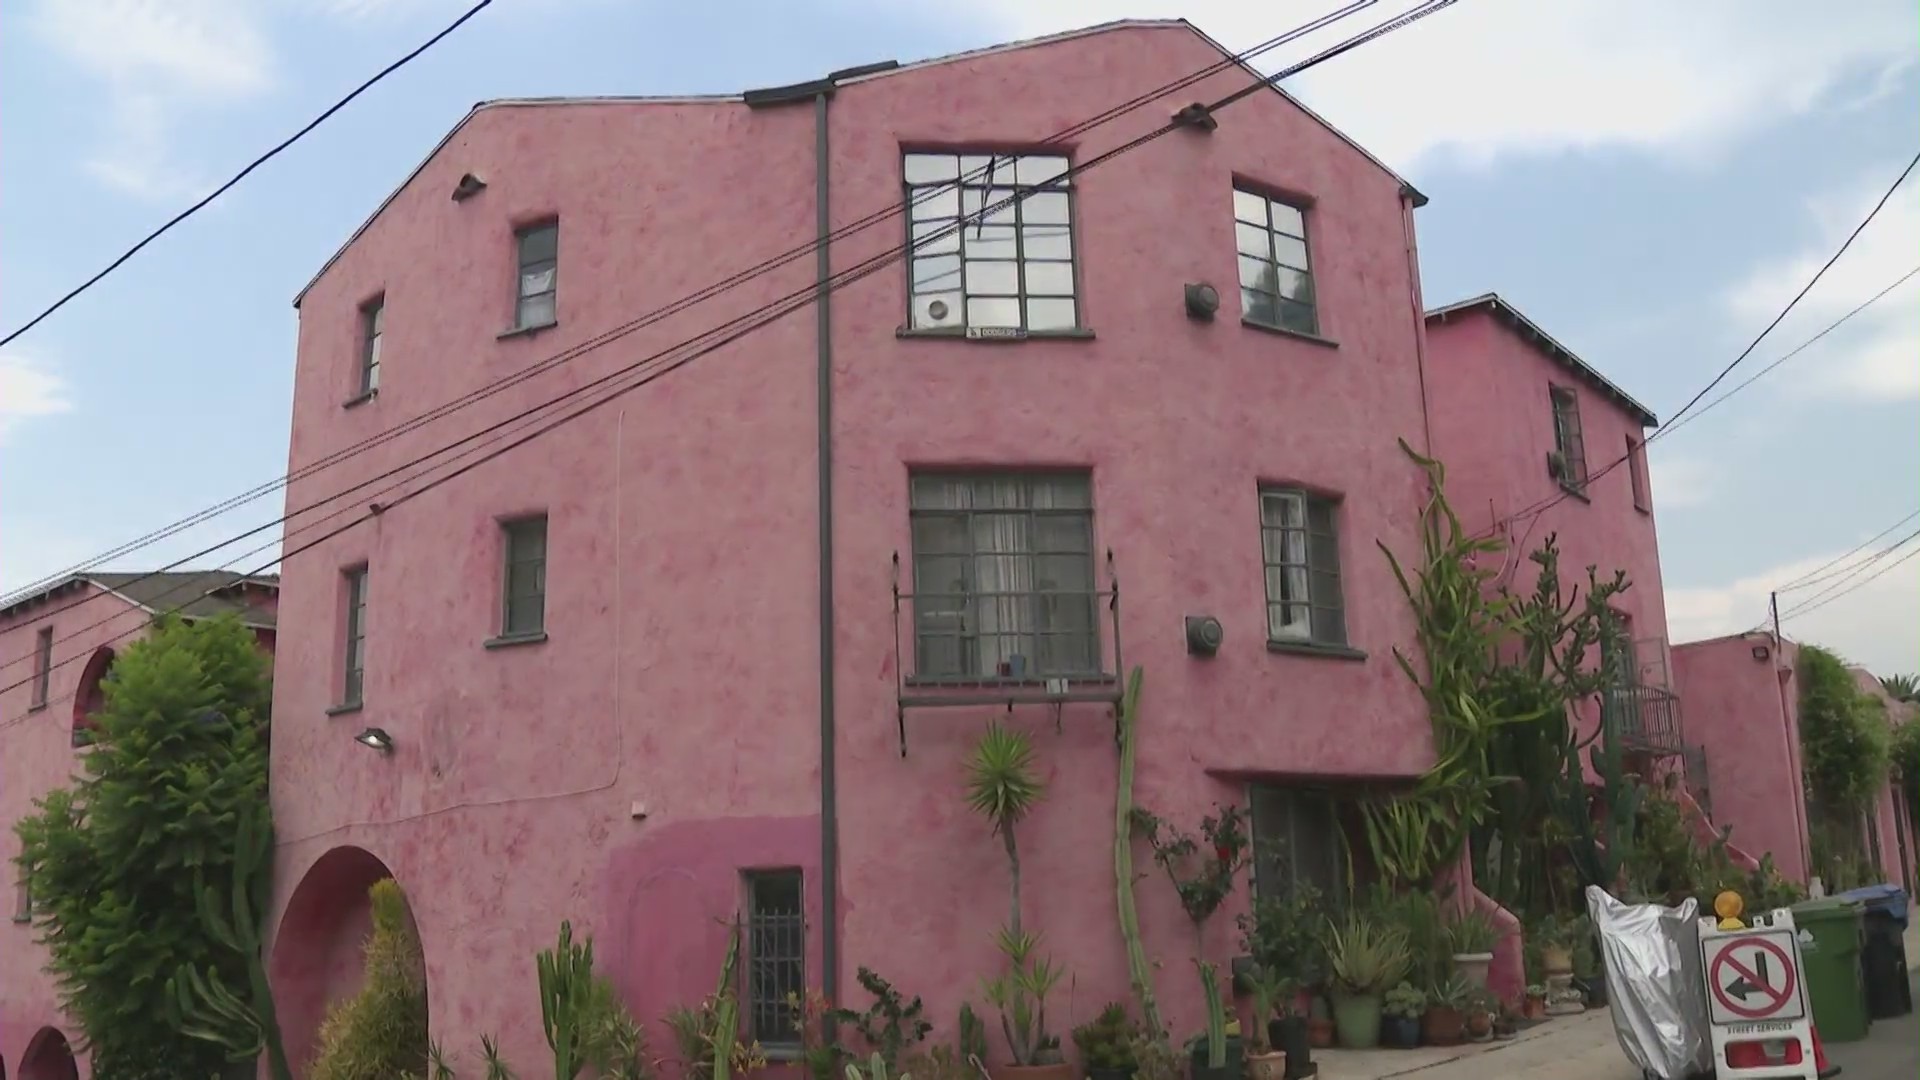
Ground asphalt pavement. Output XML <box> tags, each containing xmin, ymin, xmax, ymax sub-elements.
<box><xmin>1820</xmin><ymin>972</ymin><xmax>1919</xmax><ymax>1080</ymax></box>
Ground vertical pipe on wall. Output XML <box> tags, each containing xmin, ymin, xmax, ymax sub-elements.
<box><xmin>811</xmin><ymin>87</ymin><xmax>840</xmax><ymax>1006</ymax></box>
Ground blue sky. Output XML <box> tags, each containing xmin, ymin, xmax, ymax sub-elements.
<box><xmin>1</xmin><ymin>0</ymin><xmax>1915</xmax><ymax>673</ymax></box>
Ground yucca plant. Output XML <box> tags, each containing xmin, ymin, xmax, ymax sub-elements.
<box><xmin>966</xmin><ymin>722</ymin><xmax>1047</xmax><ymax>940</ymax></box>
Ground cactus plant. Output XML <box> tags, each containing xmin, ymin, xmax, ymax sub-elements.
<box><xmin>1111</xmin><ymin>667</ymin><xmax>1164</xmax><ymax>1037</ymax></box>
<box><xmin>538</xmin><ymin>921</ymin><xmax>599</xmax><ymax>1080</ymax></box>
<box><xmin>1195</xmin><ymin>961</ymin><xmax>1227</xmax><ymax>1069</ymax></box>
<box><xmin>166</xmin><ymin>803</ymin><xmax>293</xmax><ymax>1080</ymax></box>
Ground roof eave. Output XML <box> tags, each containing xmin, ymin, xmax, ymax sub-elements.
<box><xmin>1426</xmin><ymin>293</ymin><xmax>1659</xmax><ymax>427</ymax></box>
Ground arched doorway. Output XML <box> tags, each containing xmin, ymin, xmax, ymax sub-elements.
<box><xmin>70</xmin><ymin>646</ymin><xmax>115</xmax><ymax>747</ymax></box>
<box><xmin>19</xmin><ymin>1028</ymin><xmax>76</xmax><ymax>1080</ymax></box>
<box><xmin>269</xmin><ymin>846</ymin><xmax>426</xmax><ymax>1074</ymax></box>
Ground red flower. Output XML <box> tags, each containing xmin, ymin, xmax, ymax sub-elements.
<box><xmin>1215</xmin><ymin>843</ymin><xmax>1234</xmax><ymax>864</ymax></box>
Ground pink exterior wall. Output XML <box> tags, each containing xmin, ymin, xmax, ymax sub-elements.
<box><xmin>1670</xmin><ymin>634</ymin><xmax>1810</xmax><ymax>881</ymax></box>
<box><xmin>270</xmin><ymin>23</ymin><xmax>1436</xmax><ymax>1072</ymax></box>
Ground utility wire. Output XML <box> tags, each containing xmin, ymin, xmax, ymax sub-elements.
<box><xmin>0</xmin><ymin>0</ymin><xmax>1391</xmax><ymax>617</ymax></box>
<box><xmin>1778</xmin><ymin>527</ymin><xmax>1920</xmax><ymax>619</ymax></box>
<box><xmin>0</xmin><ymin>0</ymin><xmax>494</xmax><ymax>350</ymax></box>
<box><xmin>1488</xmin><ymin>149</ymin><xmax>1920</xmax><ymax>537</ymax></box>
<box><xmin>1776</xmin><ymin>508</ymin><xmax>1920</xmax><ymax>593</ymax></box>
<box><xmin>1778</xmin><ymin>538</ymin><xmax>1920</xmax><ymax>624</ymax></box>
<box><xmin>0</xmin><ymin>0</ymin><xmax>1463</xmax><ymax>716</ymax></box>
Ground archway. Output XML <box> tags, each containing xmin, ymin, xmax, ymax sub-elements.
<box><xmin>70</xmin><ymin>645</ymin><xmax>115</xmax><ymax>746</ymax></box>
<box><xmin>19</xmin><ymin>1028</ymin><xmax>76</xmax><ymax>1080</ymax></box>
<box><xmin>269</xmin><ymin>846</ymin><xmax>426</xmax><ymax>1075</ymax></box>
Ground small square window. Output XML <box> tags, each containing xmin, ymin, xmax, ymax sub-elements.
<box><xmin>502</xmin><ymin>516</ymin><xmax>549</xmax><ymax>637</ymax></box>
<box><xmin>341</xmin><ymin>567</ymin><xmax>368</xmax><ymax>707</ymax></box>
<box><xmin>1259</xmin><ymin>489</ymin><xmax>1346</xmax><ymax>647</ymax></box>
<box><xmin>515</xmin><ymin>223</ymin><xmax>558</xmax><ymax>330</ymax></box>
<box><xmin>1234</xmin><ymin>187</ymin><xmax>1318</xmax><ymax>336</ymax></box>
<box><xmin>359</xmin><ymin>297</ymin><xmax>384</xmax><ymax>395</ymax></box>
<box><xmin>743</xmin><ymin>870</ymin><xmax>805</xmax><ymax>1048</ymax></box>
<box><xmin>31</xmin><ymin>625</ymin><xmax>53</xmax><ymax>709</ymax></box>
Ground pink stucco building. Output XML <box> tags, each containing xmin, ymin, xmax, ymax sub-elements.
<box><xmin>0</xmin><ymin>571</ymin><xmax>279</xmax><ymax>1080</ymax></box>
<box><xmin>265</xmin><ymin>19</ymin><xmax>1456</xmax><ymax>1074</ymax></box>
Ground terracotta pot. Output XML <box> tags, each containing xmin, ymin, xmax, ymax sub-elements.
<box><xmin>1002</xmin><ymin>1064</ymin><xmax>1075</xmax><ymax>1080</ymax></box>
<box><xmin>1521</xmin><ymin>996</ymin><xmax>1546</xmax><ymax>1021</ymax></box>
<box><xmin>1420</xmin><ymin>1005</ymin><xmax>1464</xmax><ymax>1047</ymax></box>
<box><xmin>1540</xmin><ymin>944</ymin><xmax>1573</xmax><ymax>975</ymax></box>
<box><xmin>1465</xmin><ymin>1011</ymin><xmax>1493</xmax><ymax>1040</ymax></box>
<box><xmin>1245</xmin><ymin>1051</ymin><xmax>1287</xmax><ymax>1080</ymax></box>
<box><xmin>1306</xmin><ymin>1017</ymin><xmax>1335</xmax><ymax>1049</ymax></box>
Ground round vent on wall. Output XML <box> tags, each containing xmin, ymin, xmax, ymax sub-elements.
<box><xmin>1185</xmin><ymin>615</ymin><xmax>1225</xmax><ymax>657</ymax></box>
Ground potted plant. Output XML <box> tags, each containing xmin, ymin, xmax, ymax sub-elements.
<box><xmin>1463</xmin><ymin>988</ymin><xmax>1496</xmax><ymax>1042</ymax></box>
<box><xmin>1238</xmin><ymin>887</ymin><xmax>1323</xmax><ymax>1078</ymax></box>
<box><xmin>1572</xmin><ymin>921</ymin><xmax>1607</xmax><ymax>1008</ymax></box>
<box><xmin>1185</xmin><ymin>961</ymin><xmax>1242</xmax><ymax>1080</ymax></box>
<box><xmin>1445</xmin><ymin>909</ymin><xmax>1499</xmax><ymax>990</ymax></box>
<box><xmin>1420</xmin><ymin>974</ymin><xmax>1469</xmax><ymax>1047</ymax></box>
<box><xmin>1521</xmin><ymin>985</ymin><xmax>1547</xmax><ymax>1022</ymax></box>
<box><xmin>1532</xmin><ymin>916</ymin><xmax>1574</xmax><ymax>978</ymax></box>
<box><xmin>1323</xmin><ymin>912</ymin><xmax>1411</xmax><ymax>1050</ymax></box>
<box><xmin>1491</xmin><ymin>1003</ymin><xmax>1518</xmax><ymax>1041</ymax></box>
<box><xmin>1242</xmin><ymin>963</ymin><xmax>1291</xmax><ymax>1080</ymax></box>
<box><xmin>1380</xmin><ymin>983</ymin><xmax>1424</xmax><ymax>1049</ymax></box>
<box><xmin>1072</xmin><ymin>1004</ymin><xmax>1140</xmax><ymax>1080</ymax></box>
<box><xmin>1305</xmin><ymin>997</ymin><xmax>1334</xmax><ymax>1050</ymax></box>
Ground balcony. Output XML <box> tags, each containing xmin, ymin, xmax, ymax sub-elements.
<box><xmin>889</xmin><ymin>549</ymin><xmax>1124</xmax><ymax>755</ymax></box>
<box><xmin>1602</xmin><ymin>683</ymin><xmax>1683</xmax><ymax>755</ymax></box>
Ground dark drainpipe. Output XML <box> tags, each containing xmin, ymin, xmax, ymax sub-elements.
<box><xmin>744</xmin><ymin>56</ymin><xmax>897</xmax><ymax>1008</ymax></box>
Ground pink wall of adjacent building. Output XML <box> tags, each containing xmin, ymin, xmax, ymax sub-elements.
<box><xmin>268</xmin><ymin>21</ymin><xmax>1444</xmax><ymax>1072</ymax></box>
<box><xmin>1851</xmin><ymin>668</ymin><xmax>1917</xmax><ymax>893</ymax></box>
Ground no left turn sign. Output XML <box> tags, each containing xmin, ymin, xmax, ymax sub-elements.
<box><xmin>1704</xmin><ymin>931</ymin><xmax>1807</xmax><ymax>1025</ymax></box>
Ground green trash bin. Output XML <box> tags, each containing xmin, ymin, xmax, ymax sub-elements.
<box><xmin>1792</xmin><ymin>898</ymin><xmax>1871</xmax><ymax>1042</ymax></box>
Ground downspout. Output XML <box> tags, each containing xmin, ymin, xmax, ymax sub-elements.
<box><xmin>1399</xmin><ymin>184</ymin><xmax>1435</xmax><ymax>458</ymax></box>
<box><xmin>743</xmin><ymin>56</ymin><xmax>897</xmax><ymax>1009</ymax></box>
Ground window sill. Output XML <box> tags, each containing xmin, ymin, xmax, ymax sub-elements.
<box><xmin>759</xmin><ymin>1046</ymin><xmax>802</xmax><ymax>1063</ymax></box>
<box><xmin>342</xmin><ymin>388</ymin><xmax>378</xmax><ymax>410</ymax></box>
<box><xmin>485</xmin><ymin>631</ymin><xmax>549</xmax><ymax>650</ymax></box>
<box><xmin>1241</xmin><ymin>318</ymin><xmax>1339</xmax><ymax>349</ymax></box>
<box><xmin>1556</xmin><ymin>481</ymin><xmax>1592</xmax><ymax>504</ymax></box>
<box><xmin>326</xmin><ymin>701</ymin><xmax>365</xmax><ymax>717</ymax></box>
<box><xmin>903</xmin><ymin>672</ymin><xmax>1117</xmax><ymax>689</ymax></box>
<box><xmin>894</xmin><ymin>326</ymin><xmax>1096</xmax><ymax>342</ymax></box>
<box><xmin>26</xmin><ymin>703</ymin><xmax>46</xmax><ymax>714</ymax></box>
<box><xmin>497</xmin><ymin>320</ymin><xmax>558</xmax><ymax>341</ymax></box>
<box><xmin>1266</xmin><ymin>639</ymin><xmax>1367</xmax><ymax>662</ymax></box>
<box><xmin>10</xmin><ymin>915</ymin><xmax>29</xmax><ymax>925</ymax></box>
<box><xmin>1633</xmin><ymin>504</ymin><xmax>1651</xmax><ymax>516</ymax></box>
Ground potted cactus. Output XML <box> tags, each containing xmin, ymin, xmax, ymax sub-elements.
<box><xmin>1242</xmin><ymin>963</ymin><xmax>1290</xmax><ymax>1080</ymax></box>
<box><xmin>1186</xmin><ymin>961</ymin><xmax>1242</xmax><ymax>1080</ymax></box>
<box><xmin>1323</xmin><ymin>913</ymin><xmax>1411</xmax><ymax>1050</ymax></box>
<box><xmin>1071</xmin><ymin>1004</ymin><xmax>1140</xmax><ymax>1080</ymax></box>
<box><xmin>1380</xmin><ymin>983</ymin><xmax>1425</xmax><ymax>1049</ymax></box>
<box><xmin>1522</xmin><ymin>984</ymin><xmax>1547</xmax><ymax>1022</ymax></box>
<box><xmin>1463</xmin><ymin>987</ymin><xmax>1496</xmax><ymax>1042</ymax></box>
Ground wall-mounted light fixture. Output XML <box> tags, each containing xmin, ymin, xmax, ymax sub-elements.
<box><xmin>1185</xmin><ymin>614</ymin><xmax>1225</xmax><ymax>657</ymax></box>
<box><xmin>1184</xmin><ymin>282</ymin><xmax>1220</xmax><ymax>321</ymax></box>
<box><xmin>1751</xmin><ymin>644</ymin><xmax>1772</xmax><ymax>661</ymax></box>
<box><xmin>451</xmin><ymin>173</ymin><xmax>487</xmax><ymax>202</ymax></box>
<box><xmin>354</xmin><ymin>727</ymin><xmax>394</xmax><ymax>753</ymax></box>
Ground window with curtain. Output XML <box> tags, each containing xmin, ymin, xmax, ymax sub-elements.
<box><xmin>1550</xmin><ymin>385</ymin><xmax>1587</xmax><ymax>489</ymax></box>
<box><xmin>902</xmin><ymin>152</ymin><xmax>1078</xmax><ymax>333</ymax></box>
<box><xmin>907</xmin><ymin>472</ymin><xmax>1098</xmax><ymax>680</ymax></box>
<box><xmin>514</xmin><ymin>222</ymin><xmax>558</xmax><ymax>329</ymax></box>
<box><xmin>1259</xmin><ymin>488</ymin><xmax>1346</xmax><ymax>646</ymax></box>
<box><xmin>501</xmin><ymin>516</ymin><xmax>549</xmax><ymax>638</ymax></box>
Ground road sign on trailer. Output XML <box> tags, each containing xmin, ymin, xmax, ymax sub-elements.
<box><xmin>1705</xmin><ymin>929</ymin><xmax>1806</xmax><ymax>1024</ymax></box>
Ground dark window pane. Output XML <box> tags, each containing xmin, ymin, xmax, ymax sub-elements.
<box><xmin>1275</xmin><ymin>299</ymin><xmax>1318</xmax><ymax>336</ymax></box>
<box><xmin>1242</xmin><ymin>288</ymin><xmax>1278</xmax><ymax>326</ymax></box>
<box><xmin>503</xmin><ymin>518</ymin><xmax>548</xmax><ymax>635</ymax></box>
<box><xmin>518</xmin><ymin>224</ymin><xmax>557</xmax><ymax>264</ymax></box>
<box><xmin>745</xmin><ymin>870</ymin><xmax>805</xmax><ymax>1047</ymax></box>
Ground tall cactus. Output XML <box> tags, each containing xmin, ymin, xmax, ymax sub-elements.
<box><xmin>538</xmin><ymin>921</ymin><xmax>598</xmax><ymax>1080</ymax></box>
<box><xmin>167</xmin><ymin>802</ymin><xmax>294</xmax><ymax>1080</ymax></box>
<box><xmin>1112</xmin><ymin>667</ymin><xmax>1164</xmax><ymax>1036</ymax></box>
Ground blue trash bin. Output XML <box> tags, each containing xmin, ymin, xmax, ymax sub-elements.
<box><xmin>1839</xmin><ymin>884</ymin><xmax>1912</xmax><ymax>1019</ymax></box>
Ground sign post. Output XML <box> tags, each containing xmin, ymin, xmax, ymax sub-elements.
<box><xmin>1699</xmin><ymin>905</ymin><xmax>1820</xmax><ymax>1079</ymax></box>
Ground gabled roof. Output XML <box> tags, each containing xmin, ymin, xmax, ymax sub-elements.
<box><xmin>0</xmin><ymin>571</ymin><xmax>279</xmax><ymax>628</ymax></box>
<box><xmin>1426</xmin><ymin>293</ymin><xmax>1659</xmax><ymax>427</ymax></box>
<box><xmin>292</xmin><ymin>18</ymin><xmax>1425</xmax><ymax>307</ymax></box>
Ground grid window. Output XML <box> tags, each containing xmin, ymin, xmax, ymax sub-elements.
<box><xmin>1234</xmin><ymin>188</ymin><xmax>1318</xmax><ymax>336</ymax></box>
<box><xmin>359</xmin><ymin>297</ymin><xmax>384</xmax><ymax>395</ymax></box>
<box><xmin>1249</xmin><ymin>786</ymin><xmax>1369</xmax><ymax>905</ymax></box>
<box><xmin>515</xmin><ymin>223</ymin><xmax>558</xmax><ymax>329</ymax></box>
<box><xmin>1259</xmin><ymin>489</ymin><xmax>1346</xmax><ymax>646</ymax></box>
<box><xmin>744</xmin><ymin>870</ymin><xmax>804</xmax><ymax>1048</ymax></box>
<box><xmin>1627</xmin><ymin>434</ymin><xmax>1650</xmax><ymax>512</ymax></box>
<box><xmin>31</xmin><ymin>626</ymin><xmax>53</xmax><ymax>709</ymax></box>
<box><xmin>502</xmin><ymin>516</ymin><xmax>549</xmax><ymax>637</ymax></box>
<box><xmin>1550</xmin><ymin>386</ymin><xmax>1588</xmax><ymax>489</ymax></box>
<box><xmin>908</xmin><ymin>473</ymin><xmax>1098</xmax><ymax>681</ymax></box>
<box><xmin>902</xmin><ymin>152</ymin><xmax>1078</xmax><ymax>333</ymax></box>
<box><xmin>342</xmin><ymin>568</ymin><xmax>368</xmax><ymax>706</ymax></box>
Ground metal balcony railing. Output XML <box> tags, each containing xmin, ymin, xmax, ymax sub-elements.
<box><xmin>1602</xmin><ymin>682</ymin><xmax>1684</xmax><ymax>755</ymax></box>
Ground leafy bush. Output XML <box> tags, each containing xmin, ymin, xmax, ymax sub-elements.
<box><xmin>1799</xmin><ymin>646</ymin><xmax>1891</xmax><ymax>812</ymax></box>
<box><xmin>14</xmin><ymin>614</ymin><xmax>271</xmax><ymax>1079</ymax></box>
<box><xmin>309</xmin><ymin>879</ymin><xmax>429</xmax><ymax>1080</ymax></box>
<box><xmin>1071</xmin><ymin>1003</ymin><xmax>1141</xmax><ymax>1071</ymax></box>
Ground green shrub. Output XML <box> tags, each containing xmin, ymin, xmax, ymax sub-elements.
<box><xmin>309</xmin><ymin>879</ymin><xmax>429</xmax><ymax>1080</ymax></box>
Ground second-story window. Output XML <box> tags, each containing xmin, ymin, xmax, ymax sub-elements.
<box><xmin>1259</xmin><ymin>488</ymin><xmax>1347</xmax><ymax>647</ymax></box>
<box><xmin>31</xmin><ymin>626</ymin><xmax>53</xmax><ymax>709</ymax></box>
<box><xmin>1626</xmin><ymin>434</ymin><xmax>1650</xmax><ymax>512</ymax></box>
<box><xmin>501</xmin><ymin>515</ymin><xmax>549</xmax><ymax>638</ymax></box>
<box><xmin>1234</xmin><ymin>187</ymin><xmax>1318</xmax><ymax>336</ymax></box>
<box><xmin>1550</xmin><ymin>385</ymin><xmax>1588</xmax><ymax>491</ymax></box>
<box><xmin>515</xmin><ymin>222</ymin><xmax>558</xmax><ymax>330</ymax></box>
<box><xmin>358</xmin><ymin>296</ymin><xmax>384</xmax><ymax>396</ymax></box>
<box><xmin>341</xmin><ymin>567</ymin><xmax>368</xmax><ymax>707</ymax></box>
<box><xmin>903</xmin><ymin>152</ymin><xmax>1078</xmax><ymax>334</ymax></box>
<box><xmin>908</xmin><ymin>473</ymin><xmax>1097</xmax><ymax>680</ymax></box>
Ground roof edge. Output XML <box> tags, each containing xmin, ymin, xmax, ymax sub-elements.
<box><xmin>1426</xmin><ymin>293</ymin><xmax>1659</xmax><ymax>426</ymax></box>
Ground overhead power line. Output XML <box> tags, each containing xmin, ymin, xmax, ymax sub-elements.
<box><xmin>1776</xmin><ymin>508</ymin><xmax>1920</xmax><ymax>593</ymax></box>
<box><xmin>0</xmin><ymin>0</ymin><xmax>495</xmax><ymax>350</ymax></box>
<box><xmin>1779</xmin><ymin>536</ymin><xmax>1920</xmax><ymax>624</ymax></box>
<box><xmin>0</xmin><ymin>0</ymin><xmax>1395</xmax><ymax>619</ymax></box>
<box><xmin>1778</xmin><ymin>526</ymin><xmax>1920</xmax><ymax>620</ymax></box>
<box><xmin>0</xmin><ymin>0</ymin><xmax>1463</xmax><ymax>718</ymax></box>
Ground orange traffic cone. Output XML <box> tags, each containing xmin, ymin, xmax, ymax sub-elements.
<box><xmin>1811</xmin><ymin>1023</ymin><xmax>1838</xmax><ymax>1078</ymax></box>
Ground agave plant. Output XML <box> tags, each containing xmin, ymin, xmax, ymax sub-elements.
<box><xmin>1323</xmin><ymin>913</ymin><xmax>1412</xmax><ymax>997</ymax></box>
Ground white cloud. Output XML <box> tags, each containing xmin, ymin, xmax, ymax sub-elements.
<box><xmin>857</xmin><ymin>0</ymin><xmax>1917</xmax><ymax>171</ymax></box>
<box><xmin>1722</xmin><ymin>164</ymin><xmax>1920</xmax><ymax>403</ymax></box>
<box><xmin>1669</xmin><ymin>542</ymin><xmax>1920</xmax><ymax>675</ymax></box>
<box><xmin>0</xmin><ymin>351</ymin><xmax>73</xmax><ymax>442</ymax></box>
<box><xmin>1649</xmin><ymin>453</ymin><xmax>1715</xmax><ymax>509</ymax></box>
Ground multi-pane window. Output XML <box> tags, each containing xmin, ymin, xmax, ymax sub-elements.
<box><xmin>1259</xmin><ymin>489</ymin><xmax>1346</xmax><ymax>646</ymax></box>
<box><xmin>1250</xmin><ymin>786</ymin><xmax>1368</xmax><ymax>905</ymax></box>
<box><xmin>342</xmin><ymin>568</ymin><xmax>368</xmax><ymax>706</ymax></box>
<box><xmin>1550</xmin><ymin>385</ymin><xmax>1588</xmax><ymax>489</ymax></box>
<box><xmin>1234</xmin><ymin>188</ymin><xmax>1318</xmax><ymax>335</ymax></box>
<box><xmin>908</xmin><ymin>473</ymin><xmax>1098</xmax><ymax>680</ymax></box>
<box><xmin>1626</xmin><ymin>434</ymin><xmax>1650</xmax><ymax>512</ymax></box>
<box><xmin>358</xmin><ymin>297</ymin><xmax>384</xmax><ymax>395</ymax></box>
<box><xmin>743</xmin><ymin>870</ymin><xmax>804</xmax><ymax>1048</ymax></box>
<box><xmin>902</xmin><ymin>153</ymin><xmax>1078</xmax><ymax>334</ymax></box>
<box><xmin>514</xmin><ymin>222</ymin><xmax>558</xmax><ymax>329</ymax></box>
<box><xmin>30</xmin><ymin>626</ymin><xmax>53</xmax><ymax>709</ymax></box>
<box><xmin>502</xmin><ymin>516</ymin><xmax>549</xmax><ymax>637</ymax></box>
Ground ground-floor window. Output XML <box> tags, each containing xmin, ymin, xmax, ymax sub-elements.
<box><xmin>1248</xmin><ymin>784</ymin><xmax>1376</xmax><ymax>904</ymax></box>
<box><xmin>743</xmin><ymin>869</ymin><xmax>804</xmax><ymax>1048</ymax></box>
